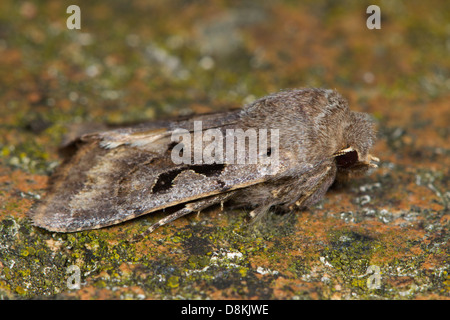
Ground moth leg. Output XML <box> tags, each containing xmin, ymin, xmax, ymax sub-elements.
<box><xmin>131</xmin><ymin>192</ymin><xmax>235</xmax><ymax>242</ymax></box>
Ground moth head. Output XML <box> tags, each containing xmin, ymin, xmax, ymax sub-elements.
<box><xmin>333</xmin><ymin>111</ymin><xmax>378</xmax><ymax>178</ymax></box>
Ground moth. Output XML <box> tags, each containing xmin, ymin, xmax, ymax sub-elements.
<box><xmin>31</xmin><ymin>88</ymin><xmax>378</xmax><ymax>237</ymax></box>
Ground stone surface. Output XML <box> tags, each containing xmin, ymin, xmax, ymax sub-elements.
<box><xmin>0</xmin><ymin>1</ymin><xmax>448</xmax><ymax>299</ymax></box>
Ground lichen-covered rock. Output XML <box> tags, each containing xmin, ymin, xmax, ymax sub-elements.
<box><xmin>0</xmin><ymin>1</ymin><xmax>448</xmax><ymax>300</ymax></box>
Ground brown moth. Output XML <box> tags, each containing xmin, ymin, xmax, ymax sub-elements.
<box><xmin>31</xmin><ymin>88</ymin><xmax>378</xmax><ymax>237</ymax></box>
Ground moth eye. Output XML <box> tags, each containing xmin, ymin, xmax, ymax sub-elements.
<box><xmin>266</xmin><ymin>148</ymin><xmax>272</xmax><ymax>157</ymax></box>
<box><xmin>335</xmin><ymin>150</ymin><xmax>359</xmax><ymax>169</ymax></box>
